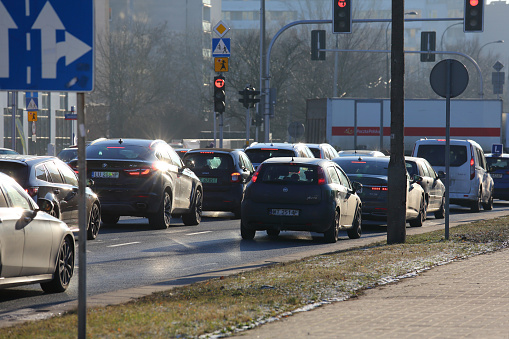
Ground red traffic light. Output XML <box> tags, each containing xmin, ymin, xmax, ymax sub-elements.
<box><xmin>338</xmin><ymin>0</ymin><xmax>346</xmax><ymax>8</ymax></box>
<box><xmin>214</xmin><ymin>78</ymin><xmax>225</xmax><ymax>88</ymax></box>
<box><xmin>470</xmin><ymin>0</ymin><xmax>479</xmax><ymax>6</ymax></box>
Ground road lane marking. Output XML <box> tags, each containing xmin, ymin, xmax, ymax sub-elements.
<box><xmin>107</xmin><ymin>242</ymin><xmax>140</xmax><ymax>248</ymax></box>
<box><xmin>186</xmin><ymin>231</ymin><xmax>213</xmax><ymax>236</ymax></box>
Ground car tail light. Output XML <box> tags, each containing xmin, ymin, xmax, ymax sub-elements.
<box><xmin>317</xmin><ymin>167</ymin><xmax>326</xmax><ymax>185</ymax></box>
<box><xmin>371</xmin><ymin>186</ymin><xmax>388</xmax><ymax>191</ymax></box>
<box><xmin>25</xmin><ymin>187</ymin><xmax>38</xmax><ymax>197</ymax></box>
<box><xmin>251</xmin><ymin>164</ymin><xmax>263</xmax><ymax>183</ymax></box>
<box><xmin>231</xmin><ymin>172</ymin><xmax>241</xmax><ymax>183</ymax></box>
<box><xmin>470</xmin><ymin>145</ymin><xmax>475</xmax><ymax>180</ymax></box>
<box><xmin>124</xmin><ymin>167</ymin><xmax>152</xmax><ymax>176</ymax></box>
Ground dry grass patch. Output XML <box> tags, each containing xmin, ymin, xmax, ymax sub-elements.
<box><xmin>3</xmin><ymin>216</ymin><xmax>509</xmax><ymax>338</ymax></box>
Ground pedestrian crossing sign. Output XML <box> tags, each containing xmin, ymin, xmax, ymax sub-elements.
<box><xmin>212</xmin><ymin>38</ymin><xmax>231</xmax><ymax>57</ymax></box>
<box><xmin>215</xmin><ymin>58</ymin><xmax>229</xmax><ymax>72</ymax></box>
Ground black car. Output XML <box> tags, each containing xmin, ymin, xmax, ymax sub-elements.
<box><xmin>73</xmin><ymin>138</ymin><xmax>203</xmax><ymax>229</ymax></box>
<box><xmin>0</xmin><ymin>155</ymin><xmax>101</xmax><ymax>239</ymax></box>
<box><xmin>182</xmin><ymin>148</ymin><xmax>255</xmax><ymax>218</ymax></box>
<box><xmin>57</xmin><ymin>147</ymin><xmax>78</xmax><ymax>163</ymax></box>
<box><xmin>241</xmin><ymin>157</ymin><xmax>363</xmax><ymax>243</ymax></box>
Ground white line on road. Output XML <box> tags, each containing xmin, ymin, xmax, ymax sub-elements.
<box><xmin>107</xmin><ymin>242</ymin><xmax>140</xmax><ymax>248</ymax></box>
<box><xmin>186</xmin><ymin>231</ymin><xmax>213</xmax><ymax>236</ymax></box>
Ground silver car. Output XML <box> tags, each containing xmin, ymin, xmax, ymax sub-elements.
<box><xmin>0</xmin><ymin>172</ymin><xmax>75</xmax><ymax>292</ymax></box>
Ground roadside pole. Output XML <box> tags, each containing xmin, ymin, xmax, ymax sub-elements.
<box><xmin>77</xmin><ymin>92</ymin><xmax>87</xmax><ymax>338</ymax></box>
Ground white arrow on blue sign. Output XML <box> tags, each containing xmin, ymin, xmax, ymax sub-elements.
<box><xmin>0</xmin><ymin>0</ymin><xmax>94</xmax><ymax>92</ymax></box>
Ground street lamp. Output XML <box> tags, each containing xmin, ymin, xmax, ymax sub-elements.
<box><xmin>385</xmin><ymin>11</ymin><xmax>418</xmax><ymax>97</ymax></box>
<box><xmin>477</xmin><ymin>40</ymin><xmax>504</xmax><ymax>61</ymax></box>
<box><xmin>440</xmin><ymin>22</ymin><xmax>462</xmax><ymax>52</ymax></box>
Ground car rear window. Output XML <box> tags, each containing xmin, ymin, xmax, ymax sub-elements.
<box><xmin>486</xmin><ymin>157</ymin><xmax>509</xmax><ymax>170</ymax></box>
<box><xmin>86</xmin><ymin>145</ymin><xmax>153</xmax><ymax>160</ymax></box>
<box><xmin>308</xmin><ymin>148</ymin><xmax>321</xmax><ymax>158</ymax></box>
<box><xmin>0</xmin><ymin>162</ymin><xmax>29</xmax><ymax>185</ymax></box>
<box><xmin>245</xmin><ymin>149</ymin><xmax>295</xmax><ymax>164</ymax></box>
<box><xmin>183</xmin><ymin>152</ymin><xmax>233</xmax><ymax>170</ymax></box>
<box><xmin>416</xmin><ymin>145</ymin><xmax>467</xmax><ymax>167</ymax></box>
<box><xmin>57</xmin><ymin>149</ymin><xmax>78</xmax><ymax>162</ymax></box>
<box><xmin>257</xmin><ymin>164</ymin><xmax>317</xmax><ymax>184</ymax></box>
<box><xmin>335</xmin><ymin>160</ymin><xmax>389</xmax><ymax>175</ymax></box>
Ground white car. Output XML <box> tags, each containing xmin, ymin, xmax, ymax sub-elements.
<box><xmin>244</xmin><ymin>142</ymin><xmax>315</xmax><ymax>169</ymax></box>
<box><xmin>412</xmin><ymin>139</ymin><xmax>494</xmax><ymax>212</ymax></box>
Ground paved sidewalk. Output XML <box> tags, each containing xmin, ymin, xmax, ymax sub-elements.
<box><xmin>236</xmin><ymin>248</ymin><xmax>509</xmax><ymax>339</ymax></box>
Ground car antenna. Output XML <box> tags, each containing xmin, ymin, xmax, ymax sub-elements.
<box><xmin>118</xmin><ymin>138</ymin><xmax>123</xmax><ymax>144</ymax></box>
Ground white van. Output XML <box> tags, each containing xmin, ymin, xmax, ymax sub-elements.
<box><xmin>412</xmin><ymin>139</ymin><xmax>493</xmax><ymax>212</ymax></box>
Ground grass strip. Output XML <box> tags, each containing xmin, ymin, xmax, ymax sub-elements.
<box><xmin>3</xmin><ymin>216</ymin><xmax>509</xmax><ymax>338</ymax></box>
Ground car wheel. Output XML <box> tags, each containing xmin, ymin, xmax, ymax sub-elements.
<box><xmin>267</xmin><ymin>229</ymin><xmax>280</xmax><ymax>237</ymax></box>
<box><xmin>240</xmin><ymin>220</ymin><xmax>255</xmax><ymax>240</ymax></box>
<box><xmin>182</xmin><ymin>190</ymin><xmax>202</xmax><ymax>226</ymax></box>
<box><xmin>470</xmin><ymin>188</ymin><xmax>482</xmax><ymax>212</ymax></box>
<box><xmin>434</xmin><ymin>195</ymin><xmax>445</xmax><ymax>219</ymax></box>
<box><xmin>149</xmin><ymin>191</ymin><xmax>172</xmax><ymax>229</ymax></box>
<box><xmin>409</xmin><ymin>196</ymin><xmax>425</xmax><ymax>227</ymax></box>
<box><xmin>347</xmin><ymin>207</ymin><xmax>362</xmax><ymax>239</ymax></box>
<box><xmin>483</xmin><ymin>190</ymin><xmax>494</xmax><ymax>210</ymax></box>
<box><xmin>41</xmin><ymin>236</ymin><xmax>74</xmax><ymax>293</ymax></box>
<box><xmin>102</xmin><ymin>214</ymin><xmax>120</xmax><ymax>225</ymax></box>
<box><xmin>324</xmin><ymin>209</ymin><xmax>339</xmax><ymax>243</ymax></box>
<box><xmin>87</xmin><ymin>203</ymin><xmax>101</xmax><ymax>240</ymax></box>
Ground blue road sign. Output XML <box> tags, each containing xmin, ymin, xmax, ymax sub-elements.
<box><xmin>212</xmin><ymin>38</ymin><xmax>231</xmax><ymax>57</ymax></box>
<box><xmin>492</xmin><ymin>144</ymin><xmax>503</xmax><ymax>155</ymax></box>
<box><xmin>0</xmin><ymin>0</ymin><xmax>94</xmax><ymax>92</ymax></box>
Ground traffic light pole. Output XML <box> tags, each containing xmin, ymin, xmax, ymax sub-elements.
<box><xmin>263</xmin><ymin>17</ymin><xmax>463</xmax><ymax>142</ymax></box>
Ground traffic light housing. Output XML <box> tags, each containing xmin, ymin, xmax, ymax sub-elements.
<box><xmin>333</xmin><ymin>0</ymin><xmax>351</xmax><ymax>34</ymax></box>
<box><xmin>214</xmin><ymin>75</ymin><xmax>226</xmax><ymax>113</ymax></box>
<box><xmin>420</xmin><ymin>31</ymin><xmax>436</xmax><ymax>62</ymax></box>
<box><xmin>238</xmin><ymin>89</ymin><xmax>250</xmax><ymax>109</ymax></box>
<box><xmin>238</xmin><ymin>87</ymin><xmax>260</xmax><ymax>109</ymax></box>
<box><xmin>249</xmin><ymin>89</ymin><xmax>260</xmax><ymax>108</ymax></box>
<box><xmin>464</xmin><ymin>0</ymin><xmax>484</xmax><ymax>32</ymax></box>
<box><xmin>311</xmin><ymin>30</ymin><xmax>326</xmax><ymax>61</ymax></box>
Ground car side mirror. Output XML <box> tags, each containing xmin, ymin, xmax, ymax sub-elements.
<box><xmin>184</xmin><ymin>159</ymin><xmax>195</xmax><ymax>169</ymax></box>
<box><xmin>352</xmin><ymin>181</ymin><xmax>363</xmax><ymax>193</ymax></box>
<box><xmin>438</xmin><ymin>171</ymin><xmax>446</xmax><ymax>179</ymax></box>
<box><xmin>87</xmin><ymin>178</ymin><xmax>94</xmax><ymax>187</ymax></box>
<box><xmin>412</xmin><ymin>174</ymin><xmax>423</xmax><ymax>183</ymax></box>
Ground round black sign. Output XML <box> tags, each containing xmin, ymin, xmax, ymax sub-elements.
<box><xmin>288</xmin><ymin>122</ymin><xmax>305</xmax><ymax>138</ymax></box>
<box><xmin>430</xmin><ymin>59</ymin><xmax>469</xmax><ymax>98</ymax></box>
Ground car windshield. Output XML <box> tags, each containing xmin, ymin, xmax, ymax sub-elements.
<box><xmin>405</xmin><ymin>161</ymin><xmax>418</xmax><ymax>177</ymax></box>
<box><xmin>416</xmin><ymin>145</ymin><xmax>467</xmax><ymax>167</ymax></box>
<box><xmin>86</xmin><ymin>145</ymin><xmax>152</xmax><ymax>160</ymax></box>
<box><xmin>486</xmin><ymin>157</ymin><xmax>509</xmax><ymax>170</ymax></box>
<box><xmin>245</xmin><ymin>149</ymin><xmax>295</xmax><ymax>163</ymax></box>
<box><xmin>184</xmin><ymin>153</ymin><xmax>233</xmax><ymax>170</ymax></box>
<box><xmin>335</xmin><ymin>160</ymin><xmax>389</xmax><ymax>175</ymax></box>
<box><xmin>309</xmin><ymin>148</ymin><xmax>321</xmax><ymax>158</ymax></box>
<box><xmin>257</xmin><ymin>164</ymin><xmax>317</xmax><ymax>184</ymax></box>
<box><xmin>57</xmin><ymin>149</ymin><xmax>78</xmax><ymax>162</ymax></box>
<box><xmin>0</xmin><ymin>162</ymin><xmax>29</xmax><ymax>185</ymax></box>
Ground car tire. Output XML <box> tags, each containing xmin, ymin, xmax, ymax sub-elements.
<box><xmin>182</xmin><ymin>190</ymin><xmax>202</xmax><ymax>226</ymax></box>
<box><xmin>102</xmin><ymin>214</ymin><xmax>120</xmax><ymax>225</ymax></box>
<box><xmin>470</xmin><ymin>188</ymin><xmax>482</xmax><ymax>212</ymax></box>
<box><xmin>87</xmin><ymin>203</ymin><xmax>101</xmax><ymax>240</ymax></box>
<box><xmin>241</xmin><ymin>220</ymin><xmax>255</xmax><ymax>240</ymax></box>
<box><xmin>483</xmin><ymin>190</ymin><xmax>494</xmax><ymax>210</ymax></box>
<box><xmin>434</xmin><ymin>195</ymin><xmax>445</xmax><ymax>219</ymax></box>
<box><xmin>347</xmin><ymin>207</ymin><xmax>362</xmax><ymax>239</ymax></box>
<box><xmin>266</xmin><ymin>229</ymin><xmax>280</xmax><ymax>237</ymax></box>
<box><xmin>149</xmin><ymin>191</ymin><xmax>172</xmax><ymax>229</ymax></box>
<box><xmin>324</xmin><ymin>209</ymin><xmax>339</xmax><ymax>243</ymax></box>
<box><xmin>41</xmin><ymin>236</ymin><xmax>74</xmax><ymax>293</ymax></box>
<box><xmin>409</xmin><ymin>196</ymin><xmax>425</xmax><ymax>227</ymax></box>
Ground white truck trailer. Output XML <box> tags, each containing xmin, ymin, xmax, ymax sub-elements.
<box><xmin>305</xmin><ymin>98</ymin><xmax>505</xmax><ymax>154</ymax></box>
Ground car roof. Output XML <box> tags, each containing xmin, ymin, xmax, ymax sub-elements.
<box><xmin>415</xmin><ymin>138</ymin><xmax>482</xmax><ymax>148</ymax></box>
<box><xmin>338</xmin><ymin>150</ymin><xmax>385</xmax><ymax>156</ymax></box>
<box><xmin>485</xmin><ymin>153</ymin><xmax>509</xmax><ymax>158</ymax></box>
<box><xmin>334</xmin><ymin>155</ymin><xmax>390</xmax><ymax>163</ymax></box>
<box><xmin>185</xmin><ymin>148</ymin><xmax>236</xmax><ymax>153</ymax></box>
<box><xmin>0</xmin><ymin>154</ymin><xmax>57</xmax><ymax>164</ymax></box>
<box><xmin>88</xmin><ymin>138</ymin><xmax>167</xmax><ymax>148</ymax></box>
<box><xmin>261</xmin><ymin>157</ymin><xmax>329</xmax><ymax>166</ymax></box>
<box><xmin>246</xmin><ymin>142</ymin><xmax>306</xmax><ymax>150</ymax></box>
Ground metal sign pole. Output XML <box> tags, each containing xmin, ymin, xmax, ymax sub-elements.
<box><xmin>444</xmin><ymin>60</ymin><xmax>451</xmax><ymax>241</ymax></box>
<box><xmin>77</xmin><ymin>93</ymin><xmax>87</xmax><ymax>338</ymax></box>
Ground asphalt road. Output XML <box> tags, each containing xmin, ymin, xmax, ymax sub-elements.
<box><xmin>1</xmin><ymin>201</ymin><xmax>509</xmax><ymax>320</ymax></box>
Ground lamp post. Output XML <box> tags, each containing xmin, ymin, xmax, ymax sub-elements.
<box><xmin>477</xmin><ymin>40</ymin><xmax>504</xmax><ymax>61</ymax></box>
<box><xmin>440</xmin><ymin>22</ymin><xmax>462</xmax><ymax>52</ymax></box>
<box><xmin>385</xmin><ymin>11</ymin><xmax>417</xmax><ymax>97</ymax></box>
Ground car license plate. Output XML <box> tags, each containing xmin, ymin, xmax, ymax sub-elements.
<box><xmin>269</xmin><ymin>208</ymin><xmax>299</xmax><ymax>216</ymax></box>
<box><xmin>200</xmin><ymin>177</ymin><xmax>217</xmax><ymax>184</ymax></box>
<box><xmin>91</xmin><ymin>171</ymin><xmax>119</xmax><ymax>179</ymax></box>
<box><xmin>491</xmin><ymin>173</ymin><xmax>503</xmax><ymax>179</ymax></box>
